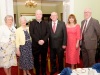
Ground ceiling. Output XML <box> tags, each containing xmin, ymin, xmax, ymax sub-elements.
<box><xmin>13</xmin><ymin>0</ymin><xmax>64</xmax><ymax>2</ymax></box>
<box><xmin>13</xmin><ymin>0</ymin><xmax>64</xmax><ymax>3</ymax></box>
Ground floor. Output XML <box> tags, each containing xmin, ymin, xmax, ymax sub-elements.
<box><xmin>0</xmin><ymin>58</ymin><xmax>100</xmax><ymax>75</ymax></box>
<box><xmin>0</xmin><ymin>58</ymin><xmax>83</xmax><ymax>75</ymax></box>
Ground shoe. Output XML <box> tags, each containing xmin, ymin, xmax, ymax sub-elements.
<box><xmin>50</xmin><ymin>70</ymin><xmax>57</xmax><ymax>75</ymax></box>
<box><xmin>27</xmin><ymin>73</ymin><xmax>31</xmax><ymax>75</ymax></box>
<box><xmin>42</xmin><ymin>72</ymin><xmax>47</xmax><ymax>75</ymax></box>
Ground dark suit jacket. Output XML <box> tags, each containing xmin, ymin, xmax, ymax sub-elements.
<box><xmin>49</xmin><ymin>20</ymin><xmax>67</xmax><ymax>48</ymax></box>
<box><xmin>29</xmin><ymin>20</ymin><xmax>50</xmax><ymax>49</ymax></box>
<box><xmin>81</xmin><ymin>17</ymin><xmax>100</xmax><ymax>49</ymax></box>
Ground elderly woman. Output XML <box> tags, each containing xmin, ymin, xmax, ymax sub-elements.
<box><xmin>16</xmin><ymin>16</ymin><xmax>33</xmax><ymax>75</ymax></box>
<box><xmin>0</xmin><ymin>15</ymin><xmax>17</xmax><ymax>75</ymax></box>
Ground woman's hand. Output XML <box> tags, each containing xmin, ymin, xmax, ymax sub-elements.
<box><xmin>16</xmin><ymin>49</ymin><xmax>20</xmax><ymax>56</ymax></box>
<box><xmin>76</xmin><ymin>42</ymin><xmax>79</xmax><ymax>49</ymax></box>
<box><xmin>76</xmin><ymin>40</ymin><xmax>80</xmax><ymax>49</ymax></box>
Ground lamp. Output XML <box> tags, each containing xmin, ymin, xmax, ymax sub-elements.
<box><xmin>25</xmin><ymin>0</ymin><xmax>37</xmax><ymax>8</ymax></box>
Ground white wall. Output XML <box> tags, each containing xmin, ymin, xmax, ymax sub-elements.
<box><xmin>74</xmin><ymin>0</ymin><xmax>100</xmax><ymax>25</ymax></box>
<box><xmin>14</xmin><ymin>0</ymin><xmax>100</xmax><ymax>26</ymax></box>
<box><xmin>14</xmin><ymin>2</ymin><xmax>60</xmax><ymax>27</ymax></box>
<box><xmin>0</xmin><ymin>9</ymin><xmax>1</xmax><ymax>25</ymax></box>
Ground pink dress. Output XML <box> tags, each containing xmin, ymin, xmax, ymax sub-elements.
<box><xmin>66</xmin><ymin>25</ymin><xmax>81</xmax><ymax>64</ymax></box>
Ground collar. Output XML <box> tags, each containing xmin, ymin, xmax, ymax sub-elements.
<box><xmin>36</xmin><ymin>20</ymin><xmax>42</xmax><ymax>23</ymax></box>
<box><xmin>52</xmin><ymin>20</ymin><xmax>58</xmax><ymax>24</ymax></box>
<box><xmin>86</xmin><ymin>17</ymin><xmax>91</xmax><ymax>23</ymax></box>
<box><xmin>20</xmin><ymin>26</ymin><xmax>28</xmax><ymax>31</ymax></box>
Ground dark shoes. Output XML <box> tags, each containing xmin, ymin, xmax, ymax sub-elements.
<box><xmin>50</xmin><ymin>70</ymin><xmax>57</xmax><ymax>75</ymax></box>
<box><xmin>42</xmin><ymin>72</ymin><xmax>47</xmax><ymax>75</ymax></box>
<box><xmin>27</xmin><ymin>72</ymin><xmax>31</xmax><ymax>75</ymax></box>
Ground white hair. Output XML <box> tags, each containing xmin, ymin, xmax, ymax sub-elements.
<box><xmin>84</xmin><ymin>8</ymin><xmax>92</xmax><ymax>13</ymax></box>
<box><xmin>19</xmin><ymin>16</ymin><xmax>27</xmax><ymax>24</ymax></box>
<box><xmin>51</xmin><ymin>12</ymin><xmax>58</xmax><ymax>16</ymax></box>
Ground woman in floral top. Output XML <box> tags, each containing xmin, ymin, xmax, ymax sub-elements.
<box><xmin>0</xmin><ymin>15</ymin><xmax>17</xmax><ymax>75</ymax></box>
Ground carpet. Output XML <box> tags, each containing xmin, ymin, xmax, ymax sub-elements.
<box><xmin>0</xmin><ymin>60</ymin><xmax>83</xmax><ymax>75</ymax></box>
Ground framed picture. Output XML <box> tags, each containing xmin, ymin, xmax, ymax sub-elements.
<box><xmin>61</xmin><ymin>13</ymin><xmax>63</xmax><ymax>21</ymax></box>
<box><xmin>42</xmin><ymin>14</ymin><xmax>51</xmax><ymax>22</ymax></box>
<box><xmin>20</xmin><ymin>13</ymin><xmax>36</xmax><ymax>22</ymax></box>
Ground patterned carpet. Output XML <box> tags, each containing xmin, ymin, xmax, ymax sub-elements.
<box><xmin>0</xmin><ymin>58</ymin><xmax>99</xmax><ymax>75</ymax></box>
<box><xmin>0</xmin><ymin>48</ymin><xmax>100</xmax><ymax>75</ymax></box>
<box><xmin>0</xmin><ymin>59</ymin><xmax>83</xmax><ymax>75</ymax></box>
<box><xmin>0</xmin><ymin>66</ymin><xmax>18</xmax><ymax>75</ymax></box>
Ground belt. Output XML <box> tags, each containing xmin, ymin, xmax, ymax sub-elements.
<box><xmin>26</xmin><ymin>39</ymin><xmax>31</xmax><ymax>41</ymax></box>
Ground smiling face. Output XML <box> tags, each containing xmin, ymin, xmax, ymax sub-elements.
<box><xmin>50</xmin><ymin>12</ymin><xmax>58</xmax><ymax>22</ymax></box>
<box><xmin>5</xmin><ymin>16</ymin><xmax>13</xmax><ymax>26</ymax></box>
<box><xmin>68</xmin><ymin>14</ymin><xmax>77</xmax><ymax>24</ymax></box>
<box><xmin>35</xmin><ymin>10</ymin><xmax>42</xmax><ymax>21</ymax></box>
<box><xmin>84</xmin><ymin>8</ymin><xmax>92</xmax><ymax>20</ymax></box>
<box><xmin>69</xmin><ymin>17</ymin><xmax>75</xmax><ymax>23</ymax></box>
<box><xmin>19</xmin><ymin>16</ymin><xmax>27</xmax><ymax>26</ymax></box>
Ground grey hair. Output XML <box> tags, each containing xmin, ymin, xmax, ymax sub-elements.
<box><xmin>35</xmin><ymin>9</ymin><xmax>42</xmax><ymax>14</ymax></box>
<box><xmin>4</xmin><ymin>15</ymin><xmax>13</xmax><ymax>22</ymax></box>
<box><xmin>84</xmin><ymin>8</ymin><xmax>92</xmax><ymax>13</ymax></box>
<box><xmin>19</xmin><ymin>16</ymin><xmax>27</xmax><ymax>24</ymax></box>
<box><xmin>51</xmin><ymin>12</ymin><xmax>58</xmax><ymax>16</ymax></box>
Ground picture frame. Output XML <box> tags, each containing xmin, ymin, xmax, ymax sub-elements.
<box><xmin>61</xmin><ymin>13</ymin><xmax>63</xmax><ymax>21</ymax></box>
<box><xmin>20</xmin><ymin>13</ymin><xmax>36</xmax><ymax>22</ymax></box>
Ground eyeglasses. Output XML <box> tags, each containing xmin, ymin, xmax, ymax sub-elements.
<box><xmin>84</xmin><ymin>12</ymin><xmax>91</xmax><ymax>13</ymax></box>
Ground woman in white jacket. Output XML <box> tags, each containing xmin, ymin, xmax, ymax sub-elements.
<box><xmin>0</xmin><ymin>15</ymin><xmax>17</xmax><ymax>75</ymax></box>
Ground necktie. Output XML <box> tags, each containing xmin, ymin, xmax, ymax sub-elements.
<box><xmin>82</xmin><ymin>20</ymin><xmax>87</xmax><ymax>40</ymax></box>
<box><xmin>52</xmin><ymin>22</ymin><xmax>56</xmax><ymax>33</ymax></box>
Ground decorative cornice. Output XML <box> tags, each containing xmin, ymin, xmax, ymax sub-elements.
<box><xmin>14</xmin><ymin>2</ymin><xmax>57</xmax><ymax>6</ymax></box>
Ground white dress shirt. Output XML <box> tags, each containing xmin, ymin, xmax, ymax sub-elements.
<box><xmin>52</xmin><ymin>20</ymin><xmax>58</xmax><ymax>30</ymax></box>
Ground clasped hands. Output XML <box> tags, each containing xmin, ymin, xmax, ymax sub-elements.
<box><xmin>38</xmin><ymin>40</ymin><xmax>44</xmax><ymax>45</ymax></box>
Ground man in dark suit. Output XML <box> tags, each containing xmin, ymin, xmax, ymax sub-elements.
<box><xmin>81</xmin><ymin>8</ymin><xmax>100</xmax><ymax>67</ymax></box>
<box><xmin>29</xmin><ymin>10</ymin><xmax>50</xmax><ymax>75</ymax></box>
<box><xmin>49</xmin><ymin>12</ymin><xmax>67</xmax><ymax>75</ymax></box>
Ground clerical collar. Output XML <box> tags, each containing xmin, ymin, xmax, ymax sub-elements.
<box><xmin>36</xmin><ymin>20</ymin><xmax>42</xmax><ymax>23</ymax></box>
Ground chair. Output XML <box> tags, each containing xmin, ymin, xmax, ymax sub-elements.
<box><xmin>92</xmin><ymin>63</ymin><xmax>100</xmax><ymax>73</ymax></box>
<box><xmin>60</xmin><ymin>67</ymin><xmax>72</xmax><ymax>75</ymax></box>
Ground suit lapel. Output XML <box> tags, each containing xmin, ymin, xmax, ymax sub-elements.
<box><xmin>34</xmin><ymin>20</ymin><xmax>41</xmax><ymax>35</ymax></box>
<box><xmin>50</xmin><ymin>20</ymin><xmax>60</xmax><ymax>34</ymax></box>
<box><xmin>49</xmin><ymin>22</ymin><xmax>53</xmax><ymax>33</ymax></box>
<box><xmin>85</xmin><ymin>18</ymin><xmax>92</xmax><ymax>32</ymax></box>
<box><xmin>55</xmin><ymin>21</ymin><xmax>60</xmax><ymax>33</ymax></box>
<box><xmin>81</xmin><ymin>20</ymin><xmax>85</xmax><ymax>30</ymax></box>
<box><xmin>41</xmin><ymin>21</ymin><xmax>43</xmax><ymax>32</ymax></box>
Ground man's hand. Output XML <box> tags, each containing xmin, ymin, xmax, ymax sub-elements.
<box><xmin>62</xmin><ymin>45</ymin><xmax>66</xmax><ymax>49</ymax></box>
<box><xmin>38</xmin><ymin>40</ymin><xmax>44</xmax><ymax>45</ymax></box>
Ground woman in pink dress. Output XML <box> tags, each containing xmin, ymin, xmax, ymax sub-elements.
<box><xmin>66</xmin><ymin>14</ymin><xmax>81</xmax><ymax>69</ymax></box>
